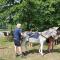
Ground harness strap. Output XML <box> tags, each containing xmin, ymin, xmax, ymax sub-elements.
<box><xmin>41</xmin><ymin>33</ymin><xmax>47</xmax><ymax>39</ymax></box>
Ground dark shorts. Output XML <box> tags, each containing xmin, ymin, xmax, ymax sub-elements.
<box><xmin>14</xmin><ymin>40</ymin><xmax>21</xmax><ymax>46</ymax></box>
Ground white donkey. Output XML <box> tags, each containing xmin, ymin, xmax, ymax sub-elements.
<box><xmin>23</xmin><ymin>27</ymin><xmax>59</xmax><ymax>55</ymax></box>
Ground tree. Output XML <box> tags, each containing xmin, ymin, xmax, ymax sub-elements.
<box><xmin>0</xmin><ymin>0</ymin><xmax>60</xmax><ymax>31</ymax></box>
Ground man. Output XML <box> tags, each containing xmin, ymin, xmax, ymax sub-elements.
<box><xmin>13</xmin><ymin>23</ymin><xmax>23</xmax><ymax>56</ymax></box>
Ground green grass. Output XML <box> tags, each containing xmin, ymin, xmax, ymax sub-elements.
<box><xmin>0</xmin><ymin>37</ymin><xmax>13</xmax><ymax>47</ymax></box>
<box><xmin>0</xmin><ymin>37</ymin><xmax>60</xmax><ymax>60</ymax></box>
<box><xmin>0</xmin><ymin>37</ymin><xmax>7</xmax><ymax>46</ymax></box>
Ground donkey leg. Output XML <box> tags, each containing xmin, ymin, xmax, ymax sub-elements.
<box><xmin>39</xmin><ymin>42</ymin><xmax>44</xmax><ymax>55</ymax></box>
<box><xmin>29</xmin><ymin>42</ymin><xmax>32</xmax><ymax>47</ymax></box>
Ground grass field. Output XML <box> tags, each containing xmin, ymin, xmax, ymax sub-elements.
<box><xmin>0</xmin><ymin>37</ymin><xmax>60</xmax><ymax>60</ymax></box>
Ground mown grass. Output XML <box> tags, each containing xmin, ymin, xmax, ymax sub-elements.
<box><xmin>0</xmin><ymin>36</ymin><xmax>13</xmax><ymax>46</ymax></box>
<box><xmin>0</xmin><ymin>37</ymin><xmax>60</xmax><ymax>60</ymax></box>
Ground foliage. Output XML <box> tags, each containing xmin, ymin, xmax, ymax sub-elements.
<box><xmin>0</xmin><ymin>0</ymin><xmax>60</xmax><ymax>31</ymax></box>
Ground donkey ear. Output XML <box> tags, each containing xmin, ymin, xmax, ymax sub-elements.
<box><xmin>57</xmin><ymin>27</ymin><xmax>60</xmax><ymax>31</ymax></box>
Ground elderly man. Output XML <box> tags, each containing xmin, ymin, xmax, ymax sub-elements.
<box><xmin>13</xmin><ymin>23</ymin><xmax>23</xmax><ymax>56</ymax></box>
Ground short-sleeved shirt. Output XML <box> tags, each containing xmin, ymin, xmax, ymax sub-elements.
<box><xmin>13</xmin><ymin>28</ymin><xmax>22</xmax><ymax>41</ymax></box>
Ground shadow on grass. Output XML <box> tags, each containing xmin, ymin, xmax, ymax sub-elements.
<box><xmin>0</xmin><ymin>58</ymin><xmax>6</xmax><ymax>60</ymax></box>
<box><xmin>23</xmin><ymin>49</ymin><xmax>39</xmax><ymax>56</ymax></box>
<box><xmin>53</xmin><ymin>49</ymin><xmax>60</xmax><ymax>53</ymax></box>
<box><xmin>23</xmin><ymin>48</ymin><xmax>60</xmax><ymax>56</ymax></box>
<box><xmin>0</xmin><ymin>47</ymin><xmax>8</xmax><ymax>49</ymax></box>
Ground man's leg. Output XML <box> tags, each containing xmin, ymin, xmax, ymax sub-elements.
<box><xmin>29</xmin><ymin>42</ymin><xmax>32</xmax><ymax>47</ymax></box>
<box><xmin>18</xmin><ymin>46</ymin><xmax>22</xmax><ymax>54</ymax></box>
<box><xmin>14</xmin><ymin>45</ymin><xmax>19</xmax><ymax>55</ymax></box>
